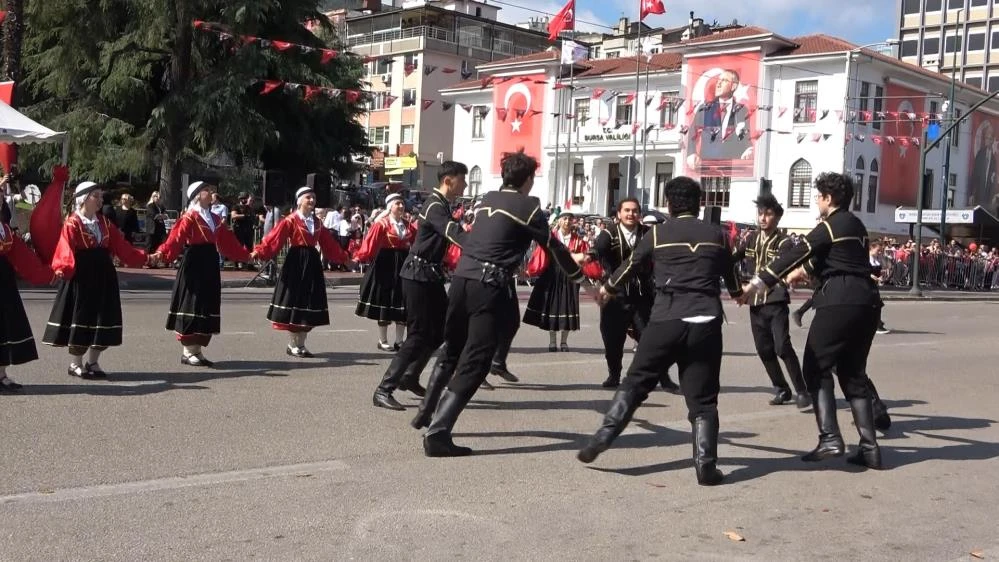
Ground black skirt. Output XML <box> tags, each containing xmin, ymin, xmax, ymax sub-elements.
<box><xmin>166</xmin><ymin>244</ymin><xmax>222</xmax><ymax>336</ymax></box>
<box><xmin>0</xmin><ymin>256</ymin><xmax>38</xmax><ymax>365</ymax></box>
<box><xmin>43</xmin><ymin>248</ymin><xmax>124</xmax><ymax>348</ymax></box>
<box><xmin>355</xmin><ymin>247</ymin><xmax>407</xmax><ymax>323</ymax></box>
<box><xmin>523</xmin><ymin>263</ymin><xmax>580</xmax><ymax>331</ymax></box>
<box><xmin>267</xmin><ymin>245</ymin><xmax>330</xmax><ymax>328</ymax></box>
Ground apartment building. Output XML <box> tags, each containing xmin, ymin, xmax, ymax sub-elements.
<box><xmin>897</xmin><ymin>0</ymin><xmax>999</xmax><ymax>90</ymax></box>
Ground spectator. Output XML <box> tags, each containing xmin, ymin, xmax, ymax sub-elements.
<box><xmin>230</xmin><ymin>192</ymin><xmax>257</xmax><ymax>270</ymax></box>
<box><xmin>116</xmin><ymin>193</ymin><xmax>141</xmax><ymax>246</ymax></box>
<box><xmin>145</xmin><ymin>191</ymin><xmax>168</xmax><ymax>258</ymax></box>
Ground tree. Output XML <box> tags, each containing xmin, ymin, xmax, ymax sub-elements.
<box><xmin>3</xmin><ymin>0</ymin><xmax>25</xmax><ymax>86</ymax></box>
<box><xmin>20</xmin><ymin>0</ymin><xmax>368</xmax><ymax>209</ymax></box>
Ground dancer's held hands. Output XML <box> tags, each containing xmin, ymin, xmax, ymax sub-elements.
<box><xmin>592</xmin><ymin>285</ymin><xmax>614</xmax><ymax>307</ymax></box>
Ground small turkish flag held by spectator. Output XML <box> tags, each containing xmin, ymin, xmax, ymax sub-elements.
<box><xmin>640</xmin><ymin>0</ymin><xmax>666</xmax><ymax>20</ymax></box>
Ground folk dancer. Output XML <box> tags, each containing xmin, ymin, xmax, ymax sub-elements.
<box><xmin>151</xmin><ymin>181</ymin><xmax>252</xmax><ymax>366</ymax></box>
<box><xmin>251</xmin><ymin>186</ymin><xmax>350</xmax><ymax>357</ymax></box>
<box><xmin>354</xmin><ymin>193</ymin><xmax>416</xmax><ymax>351</ymax></box>
<box><xmin>578</xmin><ymin>177</ymin><xmax>743</xmax><ymax>486</ymax></box>
<box><xmin>732</xmin><ymin>194</ymin><xmax>809</xmax><ymax>408</ymax></box>
<box><xmin>44</xmin><ymin>181</ymin><xmax>150</xmax><ymax>378</ymax></box>
<box><xmin>418</xmin><ymin>151</ymin><xmax>587</xmax><ymax>456</ymax></box>
<box><xmin>739</xmin><ymin>172</ymin><xmax>885</xmax><ymax>470</ymax></box>
<box><xmin>373</xmin><ymin>162</ymin><xmax>469</xmax><ymax>411</ymax></box>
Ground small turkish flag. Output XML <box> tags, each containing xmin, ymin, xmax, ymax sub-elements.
<box><xmin>548</xmin><ymin>0</ymin><xmax>575</xmax><ymax>41</ymax></box>
<box><xmin>640</xmin><ymin>0</ymin><xmax>666</xmax><ymax>21</ymax></box>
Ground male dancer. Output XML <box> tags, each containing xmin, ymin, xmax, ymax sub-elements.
<box><xmin>418</xmin><ymin>150</ymin><xmax>586</xmax><ymax>456</ymax></box>
<box><xmin>372</xmin><ymin>162</ymin><xmax>468</xmax><ymax>410</ymax></box>
<box><xmin>591</xmin><ymin>198</ymin><xmax>679</xmax><ymax>393</ymax></box>
<box><xmin>578</xmin><ymin>177</ymin><xmax>743</xmax><ymax>486</ymax></box>
<box><xmin>733</xmin><ymin>194</ymin><xmax>809</xmax><ymax>408</ymax></box>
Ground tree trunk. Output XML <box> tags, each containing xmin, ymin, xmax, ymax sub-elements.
<box><xmin>2</xmin><ymin>0</ymin><xmax>24</xmax><ymax>87</ymax></box>
<box><xmin>159</xmin><ymin>0</ymin><xmax>192</xmax><ymax>211</ymax></box>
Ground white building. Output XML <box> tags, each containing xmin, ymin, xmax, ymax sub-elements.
<box><xmin>441</xmin><ymin>26</ymin><xmax>999</xmax><ymax>235</ymax></box>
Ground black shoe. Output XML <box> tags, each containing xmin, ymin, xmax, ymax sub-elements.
<box><xmin>423</xmin><ymin>432</ymin><xmax>472</xmax><ymax>457</ymax></box>
<box><xmin>846</xmin><ymin>397</ymin><xmax>884</xmax><ymax>470</ymax></box>
<box><xmin>659</xmin><ymin>376</ymin><xmax>681</xmax><ymax>395</ymax></box>
<box><xmin>560</xmin><ymin>343</ymin><xmax>569</xmax><ymax>352</ymax></box>
<box><xmin>286</xmin><ymin>345</ymin><xmax>308</xmax><ymax>358</ymax></box>
<box><xmin>84</xmin><ymin>363</ymin><xmax>107</xmax><ymax>379</ymax></box>
<box><xmin>692</xmin><ymin>414</ymin><xmax>724</xmax><ymax>486</ymax></box>
<box><xmin>578</xmin><ymin>386</ymin><xmax>644</xmax><ymax>464</ymax></box>
<box><xmin>479</xmin><ymin>379</ymin><xmax>495</xmax><ymax>391</ymax></box>
<box><xmin>372</xmin><ymin>390</ymin><xmax>406</xmax><ymax>411</ymax></box>
<box><xmin>601</xmin><ymin>376</ymin><xmax>620</xmax><ymax>388</ymax></box>
<box><xmin>769</xmin><ymin>388</ymin><xmax>792</xmax><ymax>406</ymax></box>
<box><xmin>180</xmin><ymin>354</ymin><xmax>213</xmax><ymax>367</ymax></box>
<box><xmin>548</xmin><ymin>344</ymin><xmax>557</xmax><ymax>352</ymax></box>
<box><xmin>399</xmin><ymin>379</ymin><xmax>427</xmax><ymax>398</ymax></box>
<box><xmin>801</xmin><ymin>379</ymin><xmax>845</xmax><ymax>462</ymax></box>
<box><xmin>795</xmin><ymin>393</ymin><xmax>812</xmax><ymax>409</ymax></box>
<box><xmin>791</xmin><ymin>310</ymin><xmax>804</xmax><ymax>328</ymax></box>
<box><xmin>490</xmin><ymin>364</ymin><xmax>519</xmax><ymax>383</ymax></box>
<box><xmin>68</xmin><ymin>364</ymin><xmax>97</xmax><ymax>379</ymax></box>
<box><xmin>0</xmin><ymin>376</ymin><xmax>22</xmax><ymax>392</ymax></box>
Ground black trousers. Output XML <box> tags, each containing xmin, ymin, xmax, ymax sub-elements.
<box><xmin>599</xmin><ymin>293</ymin><xmax>652</xmax><ymax>378</ymax></box>
<box><xmin>619</xmin><ymin>318</ymin><xmax>723</xmax><ymax>422</ymax></box>
<box><xmin>802</xmin><ymin>305</ymin><xmax>879</xmax><ymax>399</ymax></box>
<box><xmin>749</xmin><ymin>303</ymin><xmax>805</xmax><ymax>393</ymax></box>
<box><xmin>491</xmin><ymin>294</ymin><xmax>520</xmax><ymax>369</ymax></box>
<box><xmin>379</xmin><ymin>279</ymin><xmax>447</xmax><ymax>392</ymax></box>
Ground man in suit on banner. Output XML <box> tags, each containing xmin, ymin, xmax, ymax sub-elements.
<box><xmin>688</xmin><ymin>69</ymin><xmax>751</xmax><ymax>165</ymax></box>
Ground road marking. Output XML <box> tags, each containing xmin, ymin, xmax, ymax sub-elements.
<box><xmin>0</xmin><ymin>460</ymin><xmax>350</xmax><ymax>506</ymax></box>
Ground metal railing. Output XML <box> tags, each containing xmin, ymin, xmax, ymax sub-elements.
<box><xmin>880</xmin><ymin>251</ymin><xmax>999</xmax><ymax>291</ymax></box>
<box><xmin>347</xmin><ymin>25</ymin><xmax>537</xmax><ymax>57</ymax></box>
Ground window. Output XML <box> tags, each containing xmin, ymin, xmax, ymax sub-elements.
<box><xmin>370</xmin><ymin>91</ymin><xmax>391</xmax><ymax>110</ymax></box>
<box><xmin>903</xmin><ymin>0</ymin><xmax>921</xmax><ymax>12</ymax></box>
<box><xmin>592</xmin><ymin>46</ymin><xmax>601</xmax><ymax>58</ymax></box>
<box><xmin>989</xmin><ymin>75</ymin><xmax>999</xmax><ymax>92</ymax></box>
<box><xmin>967</xmin><ymin>76</ymin><xmax>983</xmax><ymax>88</ymax></box>
<box><xmin>655</xmin><ymin>161</ymin><xmax>674</xmax><ymax>206</ymax></box>
<box><xmin>873</xmin><ymin>86</ymin><xmax>884</xmax><ymax>131</ymax></box>
<box><xmin>867</xmin><ymin>160</ymin><xmax>879</xmax><ymax>213</ymax></box>
<box><xmin>926</xmin><ymin>0</ymin><xmax>942</xmax><ymax>9</ymax></box>
<box><xmin>952</xmin><ymin>108</ymin><xmax>961</xmax><ymax>147</ymax></box>
<box><xmin>572</xmin><ymin>163</ymin><xmax>586</xmax><ymax>201</ymax></box>
<box><xmin>992</xmin><ymin>31</ymin><xmax>999</xmax><ymax>50</ymax></box>
<box><xmin>945</xmin><ymin>35</ymin><xmax>963</xmax><ymax>53</ymax></box>
<box><xmin>969</xmin><ymin>33</ymin><xmax>986</xmax><ymax>51</ymax></box>
<box><xmin>368</xmin><ymin>126</ymin><xmax>389</xmax><ymax>145</ymax></box>
<box><xmin>901</xmin><ymin>40</ymin><xmax>918</xmax><ymax>57</ymax></box>
<box><xmin>948</xmin><ymin>188</ymin><xmax>956</xmax><ymax>207</ymax></box>
<box><xmin>404</xmin><ymin>53</ymin><xmax>419</xmax><ymax>69</ymax></box>
<box><xmin>401</xmin><ymin>125</ymin><xmax>414</xmax><ymax>144</ymax></box>
<box><xmin>573</xmin><ymin>98</ymin><xmax>590</xmax><ymax>130</ymax></box>
<box><xmin>854</xmin><ymin>156</ymin><xmax>865</xmax><ymax>211</ymax></box>
<box><xmin>472</xmin><ymin>107</ymin><xmax>485</xmax><ymax>139</ymax></box>
<box><xmin>948</xmin><ymin>0</ymin><xmax>963</xmax><ymax>8</ymax></box>
<box><xmin>949</xmin><ymin>172</ymin><xmax>958</xmax><ymax>187</ymax></box>
<box><xmin>475</xmin><ymin>6</ymin><xmax>482</xmax><ymax>16</ymax></box>
<box><xmin>375</xmin><ymin>58</ymin><xmax>392</xmax><ymax>74</ymax></box>
<box><xmin>468</xmin><ymin>166</ymin><xmax>482</xmax><ymax>197</ymax></box>
<box><xmin>859</xmin><ymin>82</ymin><xmax>870</xmax><ymax>125</ymax></box>
<box><xmin>701</xmin><ymin>176</ymin><xmax>731</xmax><ymax>208</ymax></box>
<box><xmin>788</xmin><ymin>159</ymin><xmax>812</xmax><ymax>208</ymax></box>
<box><xmin>794</xmin><ymin>80</ymin><xmax>818</xmax><ymax>123</ymax></box>
<box><xmin>972</xmin><ymin>0</ymin><xmax>987</xmax><ymax>6</ymax></box>
<box><xmin>615</xmin><ymin>95</ymin><xmax>633</xmax><ymax>127</ymax></box>
<box><xmin>924</xmin><ymin>37</ymin><xmax>940</xmax><ymax>55</ymax></box>
<box><xmin>606</xmin><ymin>51</ymin><xmax>619</xmax><ymax>58</ymax></box>
<box><xmin>402</xmin><ymin>88</ymin><xmax>417</xmax><ymax>107</ymax></box>
<box><xmin>659</xmin><ymin>91</ymin><xmax>680</xmax><ymax>127</ymax></box>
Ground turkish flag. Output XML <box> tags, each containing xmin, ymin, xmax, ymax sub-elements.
<box><xmin>547</xmin><ymin>0</ymin><xmax>575</xmax><ymax>41</ymax></box>
<box><xmin>640</xmin><ymin>0</ymin><xmax>666</xmax><ymax>20</ymax></box>
<box><xmin>492</xmin><ymin>74</ymin><xmax>546</xmax><ymax>174</ymax></box>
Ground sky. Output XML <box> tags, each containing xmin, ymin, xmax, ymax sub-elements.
<box><xmin>494</xmin><ymin>0</ymin><xmax>897</xmax><ymax>47</ymax></box>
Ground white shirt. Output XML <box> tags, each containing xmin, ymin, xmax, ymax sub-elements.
<box><xmin>558</xmin><ymin>230</ymin><xmax>572</xmax><ymax>246</ymax></box>
<box><xmin>620</xmin><ymin>225</ymin><xmax>637</xmax><ymax>248</ymax></box>
<box><xmin>338</xmin><ymin>219</ymin><xmax>351</xmax><ymax>237</ymax></box>
<box><xmin>195</xmin><ymin>204</ymin><xmax>217</xmax><ymax>232</ymax></box>
<box><xmin>76</xmin><ymin>211</ymin><xmax>104</xmax><ymax>244</ymax></box>
<box><xmin>297</xmin><ymin>210</ymin><xmax>315</xmax><ymax>235</ymax></box>
<box><xmin>392</xmin><ymin>219</ymin><xmax>407</xmax><ymax>238</ymax></box>
<box><xmin>210</xmin><ymin>203</ymin><xmax>228</xmax><ymax>224</ymax></box>
<box><xmin>324</xmin><ymin>210</ymin><xmax>341</xmax><ymax>230</ymax></box>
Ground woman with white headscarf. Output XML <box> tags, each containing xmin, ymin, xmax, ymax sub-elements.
<box><xmin>43</xmin><ymin>181</ymin><xmax>149</xmax><ymax>378</ymax></box>
<box><xmin>251</xmin><ymin>186</ymin><xmax>350</xmax><ymax>357</ymax></box>
<box><xmin>151</xmin><ymin>181</ymin><xmax>251</xmax><ymax>366</ymax></box>
<box><xmin>354</xmin><ymin>193</ymin><xmax>416</xmax><ymax>350</ymax></box>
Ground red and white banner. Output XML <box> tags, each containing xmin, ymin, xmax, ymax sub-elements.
<box><xmin>492</xmin><ymin>74</ymin><xmax>546</xmax><ymax>175</ymax></box>
<box><xmin>880</xmin><ymin>82</ymin><xmax>924</xmax><ymax>206</ymax></box>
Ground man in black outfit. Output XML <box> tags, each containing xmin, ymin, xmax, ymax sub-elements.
<box><xmin>733</xmin><ymin>194</ymin><xmax>809</xmax><ymax>408</ymax></box>
<box><xmin>231</xmin><ymin>193</ymin><xmax>257</xmax><ymax>270</ymax></box>
<box><xmin>419</xmin><ymin>151</ymin><xmax>586</xmax><ymax>457</ymax></box>
<box><xmin>739</xmin><ymin>172</ymin><xmax>885</xmax><ymax>470</ymax></box>
<box><xmin>578</xmin><ymin>177</ymin><xmax>743</xmax><ymax>486</ymax></box>
<box><xmin>372</xmin><ymin>161</ymin><xmax>469</xmax><ymax>410</ymax></box>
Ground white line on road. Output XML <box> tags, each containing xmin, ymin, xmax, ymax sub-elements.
<box><xmin>0</xmin><ymin>460</ymin><xmax>350</xmax><ymax>506</ymax></box>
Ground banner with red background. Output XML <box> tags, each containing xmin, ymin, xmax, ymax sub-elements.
<box><xmin>491</xmin><ymin>74</ymin><xmax>546</xmax><ymax>175</ymax></box>
<box><xmin>967</xmin><ymin>111</ymin><xmax>999</xmax><ymax>209</ymax></box>
<box><xmin>880</xmin><ymin>82</ymin><xmax>925</xmax><ymax>206</ymax></box>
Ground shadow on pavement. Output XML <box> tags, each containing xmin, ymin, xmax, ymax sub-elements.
<box><xmin>511</xmin><ymin>346</ymin><xmax>607</xmax><ymax>356</ymax></box>
<box><xmin>11</xmin><ymin>382</ymin><xmax>209</xmax><ymax>396</ymax></box>
<box><xmin>466</xmin><ymin>399</ymin><xmax>669</xmax><ymax>413</ymax></box>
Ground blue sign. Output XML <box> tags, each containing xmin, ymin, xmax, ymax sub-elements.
<box><xmin>927</xmin><ymin>122</ymin><xmax>941</xmax><ymax>142</ymax></box>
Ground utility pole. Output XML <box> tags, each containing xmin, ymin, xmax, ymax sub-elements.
<box><xmin>940</xmin><ymin>9</ymin><xmax>961</xmax><ymax>244</ymax></box>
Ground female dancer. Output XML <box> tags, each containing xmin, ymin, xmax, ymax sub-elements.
<box><xmin>354</xmin><ymin>193</ymin><xmax>416</xmax><ymax>351</ymax></box>
<box><xmin>44</xmin><ymin>181</ymin><xmax>149</xmax><ymax>378</ymax></box>
<box><xmin>251</xmin><ymin>186</ymin><xmax>350</xmax><ymax>357</ymax></box>
<box><xmin>151</xmin><ymin>181</ymin><xmax>251</xmax><ymax>366</ymax></box>
<box><xmin>523</xmin><ymin>211</ymin><xmax>589</xmax><ymax>351</ymax></box>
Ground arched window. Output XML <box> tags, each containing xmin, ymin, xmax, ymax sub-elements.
<box><xmin>866</xmin><ymin>159</ymin><xmax>879</xmax><ymax>213</ymax></box>
<box><xmin>853</xmin><ymin>156</ymin><xmax>865</xmax><ymax>211</ymax></box>
<box><xmin>468</xmin><ymin>166</ymin><xmax>482</xmax><ymax>197</ymax></box>
<box><xmin>788</xmin><ymin>159</ymin><xmax>812</xmax><ymax>208</ymax></box>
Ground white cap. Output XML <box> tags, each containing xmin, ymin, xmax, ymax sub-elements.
<box><xmin>295</xmin><ymin>186</ymin><xmax>314</xmax><ymax>201</ymax></box>
<box><xmin>385</xmin><ymin>193</ymin><xmax>404</xmax><ymax>206</ymax></box>
<box><xmin>186</xmin><ymin>181</ymin><xmax>209</xmax><ymax>203</ymax></box>
<box><xmin>74</xmin><ymin>181</ymin><xmax>99</xmax><ymax>198</ymax></box>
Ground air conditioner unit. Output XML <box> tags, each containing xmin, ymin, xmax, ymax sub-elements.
<box><xmin>380</xmin><ymin>73</ymin><xmax>392</xmax><ymax>83</ymax></box>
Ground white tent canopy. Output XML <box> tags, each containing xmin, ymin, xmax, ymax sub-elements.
<box><xmin>0</xmin><ymin>99</ymin><xmax>64</xmax><ymax>144</ymax></box>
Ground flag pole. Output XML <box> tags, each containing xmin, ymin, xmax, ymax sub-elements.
<box><xmin>553</xmin><ymin>79</ymin><xmax>562</xmax><ymax>211</ymax></box>
<box><xmin>563</xmin><ymin>59</ymin><xmax>575</xmax><ymax>209</ymax></box>
<box><xmin>640</xmin><ymin>50</ymin><xmax>652</xmax><ymax>208</ymax></box>
<box><xmin>626</xmin><ymin>19</ymin><xmax>642</xmax><ymax>205</ymax></box>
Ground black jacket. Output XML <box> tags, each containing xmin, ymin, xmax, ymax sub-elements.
<box><xmin>400</xmin><ymin>190</ymin><xmax>466</xmax><ymax>283</ymax></box>
<box><xmin>591</xmin><ymin>223</ymin><xmax>654</xmax><ymax>300</ymax></box>
<box><xmin>733</xmin><ymin>229</ymin><xmax>792</xmax><ymax>306</ymax></box>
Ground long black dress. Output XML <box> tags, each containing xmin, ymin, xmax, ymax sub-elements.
<box><xmin>354</xmin><ymin>216</ymin><xmax>415</xmax><ymax>323</ymax></box>
<box><xmin>0</xmin><ymin>225</ymin><xmax>53</xmax><ymax>365</ymax></box>
<box><xmin>523</xmin><ymin>230</ymin><xmax>586</xmax><ymax>331</ymax></box>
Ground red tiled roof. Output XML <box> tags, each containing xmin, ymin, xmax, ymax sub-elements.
<box><xmin>575</xmin><ymin>52</ymin><xmax>681</xmax><ymax>77</ymax></box>
<box><xmin>682</xmin><ymin>25</ymin><xmax>773</xmax><ymax>44</ymax></box>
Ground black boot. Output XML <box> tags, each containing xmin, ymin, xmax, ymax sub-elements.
<box><xmin>490</xmin><ymin>362</ymin><xmax>519</xmax><ymax>383</ymax></box>
<box><xmin>410</xmin><ymin>359</ymin><xmax>454</xmax><ymax>430</ymax></box>
<box><xmin>847</xmin><ymin>397</ymin><xmax>884</xmax><ymax>470</ymax></box>
<box><xmin>769</xmin><ymin>388</ymin><xmax>792</xmax><ymax>406</ymax></box>
<box><xmin>762</xmin><ymin>359</ymin><xmax>792</xmax><ymax>405</ymax></box>
<box><xmin>577</xmin><ymin>384</ymin><xmax>644</xmax><ymax>463</ymax></box>
<box><xmin>692</xmin><ymin>414</ymin><xmax>724</xmax><ymax>486</ymax></box>
<box><xmin>802</xmin><ymin>378</ymin><xmax>845</xmax><ymax>462</ymax></box>
<box><xmin>372</xmin><ymin>390</ymin><xmax>405</xmax><ymax>411</ymax></box>
<box><xmin>423</xmin><ymin>389</ymin><xmax>475</xmax><ymax>457</ymax></box>
<box><xmin>866</xmin><ymin>375</ymin><xmax>891</xmax><ymax>431</ymax></box>
<box><xmin>601</xmin><ymin>367</ymin><xmax>621</xmax><ymax>388</ymax></box>
<box><xmin>398</xmin><ymin>353</ymin><xmax>432</xmax><ymax>398</ymax></box>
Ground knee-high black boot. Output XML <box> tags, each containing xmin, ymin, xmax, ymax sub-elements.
<box><xmin>373</xmin><ymin>351</ymin><xmax>416</xmax><ymax>411</ymax></box>
<box><xmin>489</xmin><ymin>332</ymin><xmax>519</xmax><ymax>382</ymax></box>
<box><xmin>398</xmin><ymin>352</ymin><xmax>432</xmax><ymax>397</ymax></box>
<box><xmin>847</xmin><ymin>397</ymin><xmax>884</xmax><ymax>469</ymax></box>
<box><xmin>692</xmin><ymin>413</ymin><xmax>724</xmax><ymax>486</ymax></box>
<box><xmin>801</xmin><ymin>377</ymin><xmax>845</xmax><ymax>462</ymax></box>
<box><xmin>577</xmin><ymin>384</ymin><xmax>645</xmax><ymax>463</ymax></box>
<box><xmin>410</xmin><ymin>358</ymin><xmax>455</xmax><ymax>429</ymax></box>
<box><xmin>423</xmin><ymin>389</ymin><xmax>475</xmax><ymax>457</ymax></box>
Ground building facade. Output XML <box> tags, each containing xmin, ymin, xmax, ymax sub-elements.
<box><xmin>442</xmin><ymin>26</ymin><xmax>999</xmax><ymax>234</ymax></box>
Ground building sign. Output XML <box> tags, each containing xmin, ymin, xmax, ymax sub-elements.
<box><xmin>384</xmin><ymin>156</ymin><xmax>418</xmax><ymax>169</ymax></box>
<box><xmin>894</xmin><ymin>208</ymin><xmax>974</xmax><ymax>224</ymax></box>
<box><xmin>580</xmin><ymin>129</ymin><xmax>632</xmax><ymax>143</ymax></box>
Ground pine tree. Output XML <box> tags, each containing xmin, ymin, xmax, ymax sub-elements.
<box><xmin>20</xmin><ymin>0</ymin><xmax>368</xmax><ymax>208</ymax></box>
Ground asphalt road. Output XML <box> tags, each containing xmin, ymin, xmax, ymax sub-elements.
<box><xmin>1</xmin><ymin>288</ymin><xmax>997</xmax><ymax>561</ymax></box>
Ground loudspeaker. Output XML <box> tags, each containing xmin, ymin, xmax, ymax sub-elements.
<box><xmin>305</xmin><ymin>173</ymin><xmax>333</xmax><ymax>208</ymax></box>
<box><xmin>262</xmin><ymin>170</ymin><xmax>293</xmax><ymax>208</ymax></box>
<box><xmin>702</xmin><ymin>205</ymin><xmax>722</xmax><ymax>225</ymax></box>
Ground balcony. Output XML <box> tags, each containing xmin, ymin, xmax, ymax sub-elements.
<box><xmin>346</xmin><ymin>25</ymin><xmax>537</xmax><ymax>59</ymax></box>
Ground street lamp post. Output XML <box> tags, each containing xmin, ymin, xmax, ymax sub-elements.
<box><xmin>940</xmin><ymin>9</ymin><xmax>962</xmax><ymax>244</ymax></box>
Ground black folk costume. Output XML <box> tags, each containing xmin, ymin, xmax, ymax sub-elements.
<box><xmin>579</xmin><ymin>213</ymin><xmax>744</xmax><ymax>486</ymax></box>
<box><xmin>44</xmin><ymin>182</ymin><xmax>148</xmax><ymax>379</ymax></box>
<box><xmin>372</xmin><ymin>190</ymin><xmax>467</xmax><ymax>411</ymax></box>
<box><xmin>353</xmin><ymin>194</ymin><xmax>417</xmax><ymax>351</ymax></box>
<box><xmin>0</xmin><ymin>223</ymin><xmax>55</xmax><ymax>391</ymax></box>
<box><xmin>733</xmin><ymin>229</ymin><xmax>809</xmax><ymax>407</ymax></box>
<box><xmin>419</xmin><ymin>188</ymin><xmax>584</xmax><ymax>457</ymax></box>
<box><xmin>750</xmin><ymin>207</ymin><xmax>886</xmax><ymax>470</ymax></box>
<box><xmin>156</xmin><ymin>182</ymin><xmax>252</xmax><ymax>367</ymax></box>
<box><xmin>523</xmin><ymin>226</ymin><xmax>590</xmax><ymax>350</ymax></box>
<box><xmin>253</xmin><ymin>187</ymin><xmax>349</xmax><ymax>358</ymax></box>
